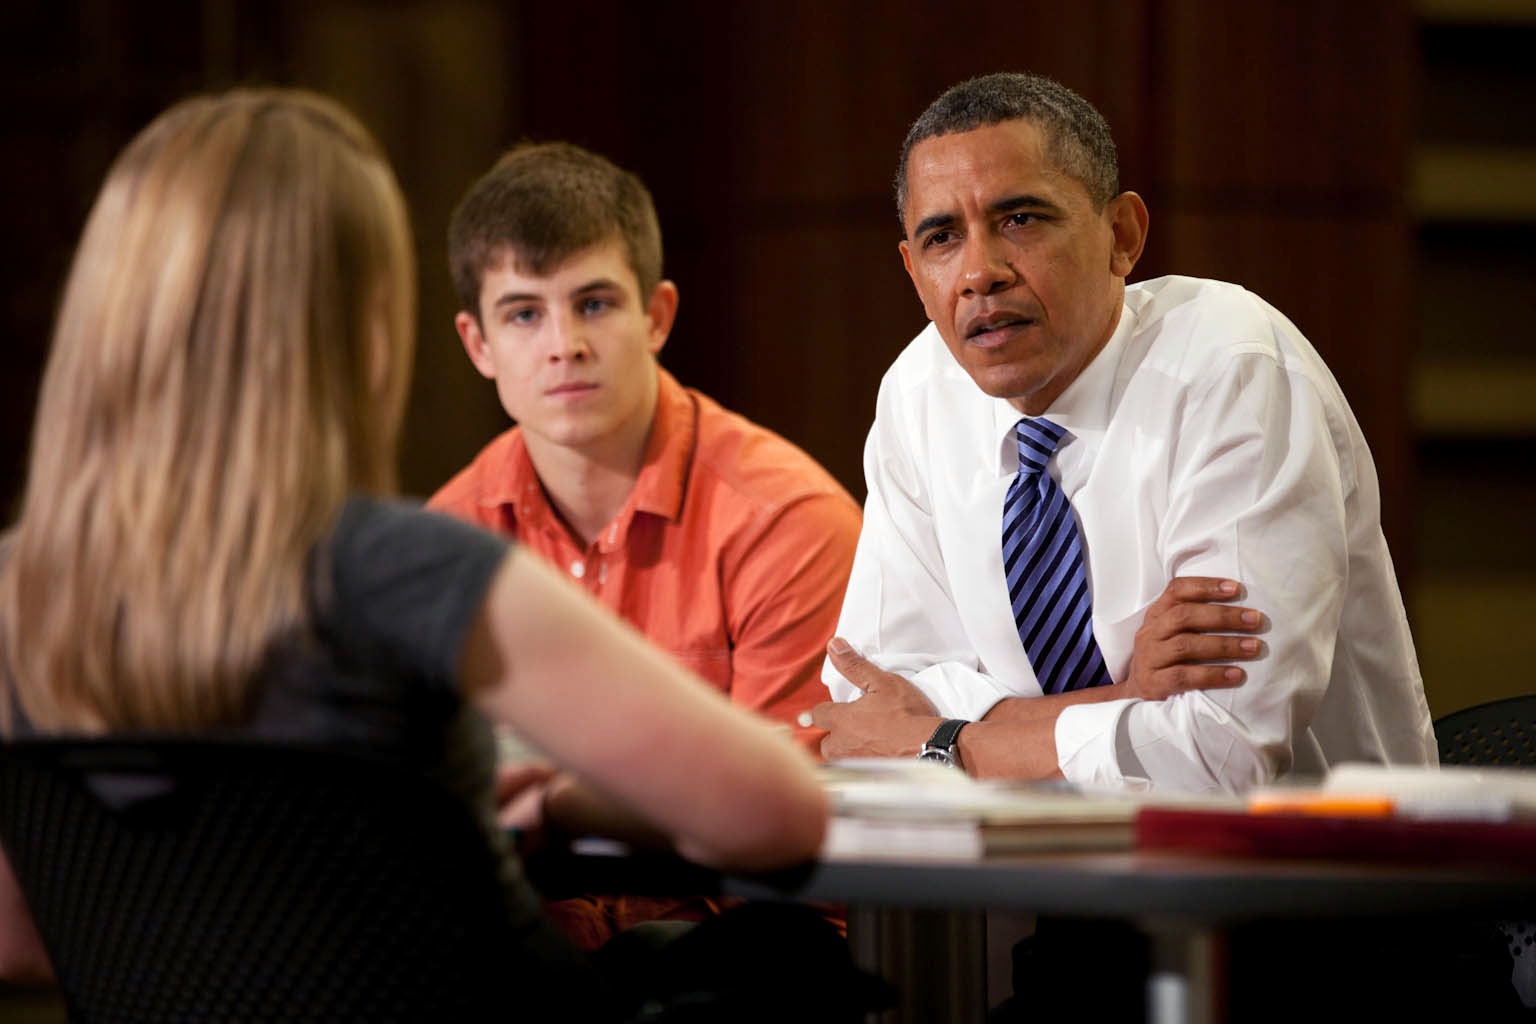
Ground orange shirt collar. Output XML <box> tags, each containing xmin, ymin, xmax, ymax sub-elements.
<box><xmin>629</xmin><ymin>367</ymin><xmax>695</xmax><ymax>524</ymax></box>
<box><xmin>475</xmin><ymin>427</ymin><xmax>537</xmax><ymax>514</ymax></box>
<box><xmin>476</xmin><ymin>366</ymin><xmax>695</xmax><ymax>549</ymax></box>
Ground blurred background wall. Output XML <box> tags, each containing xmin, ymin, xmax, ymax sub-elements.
<box><xmin>0</xmin><ymin>0</ymin><xmax>1530</xmax><ymax>719</ymax></box>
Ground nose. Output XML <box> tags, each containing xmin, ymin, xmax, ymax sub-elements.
<box><xmin>546</xmin><ymin>311</ymin><xmax>591</xmax><ymax>363</ymax></box>
<box><xmin>958</xmin><ymin>233</ymin><xmax>1016</xmax><ymax>297</ymax></box>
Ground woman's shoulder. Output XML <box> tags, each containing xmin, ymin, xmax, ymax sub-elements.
<box><xmin>313</xmin><ymin>496</ymin><xmax>510</xmax><ymax>688</ymax></box>
<box><xmin>323</xmin><ymin>496</ymin><xmax>509</xmax><ymax>582</ymax></box>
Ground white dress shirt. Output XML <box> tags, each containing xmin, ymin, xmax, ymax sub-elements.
<box><xmin>825</xmin><ymin>276</ymin><xmax>1436</xmax><ymax>793</ymax></box>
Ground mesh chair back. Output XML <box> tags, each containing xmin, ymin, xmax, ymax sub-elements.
<box><xmin>1434</xmin><ymin>694</ymin><xmax>1536</xmax><ymax>767</ymax></box>
<box><xmin>0</xmin><ymin>738</ymin><xmax>529</xmax><ymax>1023</ymax></box>
<box><xmin>1431</xmin><ymin>695</ymin><xmax>1536</xmax><ymax>1013</ymax></box>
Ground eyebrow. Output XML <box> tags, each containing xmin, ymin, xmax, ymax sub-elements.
<box><xmin>570</xmin><ymin>278</ymin><xmax>625</xmax><ymax>297</ymax></box>
<box><xmin>490</xmin><ymin>277</ymin><xmax>625</xmax><ymax>309</ymax></box>
<box><xmin>911</xmin><ymin>211</ymin><xmax>956</xmax><ymax>240</ymax></box>
<box><xmin>910</xmin><ymin>193</ymin><xmax>1064</xmax><ymax>240</ymax></box>
<box><xmin>995</xmin><ymin>193</ymin><xmax>1062</xmax><ymax>216</ymax></box>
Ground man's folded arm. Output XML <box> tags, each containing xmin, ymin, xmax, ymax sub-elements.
<box><xmin>822</xmin><ymin>373</ymin><xmax>1269</xmax><ymax>783</ymax></box>
<box><xmin>1054</xmin><ymin>355</ymin><xmax>1348</xmax><ymax>793</ymax></box>
<box><xmin>822</xmin><ymin>619</ymin><xmax>1254</xmax><ymax>781</ymax></box>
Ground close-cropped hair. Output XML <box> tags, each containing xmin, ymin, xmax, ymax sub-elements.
<box><xmin>448</xmin><ymin>141</ymin><xmax>663</xmax><ymax>319</ymax></box>
<box><xmin>894</xmin><ymin>72</ymin><xmax>1121</xmax><ymax>225</ymax></box>
<box><xmin>0</xmin><ymin>88</ymin><xmax>415</xmax><ymax>734</ymax></box>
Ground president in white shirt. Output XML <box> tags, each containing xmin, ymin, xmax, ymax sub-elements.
<box><xmin>813</xmin><ymin>72</ymin><xmax>1436</xmax><ymax>793</ymax></box>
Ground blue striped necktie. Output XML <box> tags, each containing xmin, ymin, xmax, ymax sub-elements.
<box><xmin>1001</xmin><ymin>418</ymin><xmax>1114</xmax><ymax>694</ymax></box>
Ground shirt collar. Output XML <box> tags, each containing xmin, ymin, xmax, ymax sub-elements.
<box><xmin>471</xmin><ymin>366</ymin><xmax>693</xmax><ymax>546</ymax></box>
<box><xmin>1042</xmin><ymin>298</ymin><xmax>1136</xmax><ymax>435</ymax></box>
<box><xmin>476</xmin><ymin>427</ymin><xmax>539</xmax><ymax>515</ymax></box>
<box><xmin>989</xmin><ymin>296</ymin><xmax>1137</xmax><ymax>473</ymax></box>
<box><xmin>628</xmin><ymin>367</ymin><xmax>695</xmax><ymax>523</ymax></box>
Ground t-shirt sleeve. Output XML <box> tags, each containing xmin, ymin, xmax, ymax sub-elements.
<box><xmin>314</xmin><ymin>497</ymin><xmax>510</xmax><ymax>690</ymax></box>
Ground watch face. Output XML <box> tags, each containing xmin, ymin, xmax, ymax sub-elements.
<box><xmin>917</xmin><ymin>747</ymin><xmax>958</xmax><ymax>768</ymax></box>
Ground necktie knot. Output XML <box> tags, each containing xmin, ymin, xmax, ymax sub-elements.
<box><xmin>1014</xmin><ymin>418</ymin><xmax>1065</xmax><ymax>476</ymax></box>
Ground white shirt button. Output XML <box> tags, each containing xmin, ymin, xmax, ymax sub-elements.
<box><xmin>569</xmin><ymin>560</ymin><xmax>586</xmax><ymax>579</ymax></box>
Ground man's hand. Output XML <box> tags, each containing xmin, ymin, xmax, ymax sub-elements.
<box><xmin>1124</xmin><ymin>577</ymin><xmax>1265</xmax><ymax>702</ymax></box>
<box><xmin>811</xmin><ymin>638</ymin><xmax>941</xmax><ymax>760</ymax></box>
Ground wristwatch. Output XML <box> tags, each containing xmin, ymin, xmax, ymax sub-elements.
<box><xmin>917</xmin><ymin>718</ymin><xmax>969</xmax><ymax>771</ymax></box>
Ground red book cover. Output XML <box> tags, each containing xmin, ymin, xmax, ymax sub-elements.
<box><xmin>1135</xmin><ymin>807</ymin><xmax>1536</xmax><ymax>869</ymax></box>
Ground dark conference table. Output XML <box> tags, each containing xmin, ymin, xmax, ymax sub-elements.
<box><xmin>539</xmin><ymin>841</ymin><xmax>1536</xmax><ymax>1024</ymax></box>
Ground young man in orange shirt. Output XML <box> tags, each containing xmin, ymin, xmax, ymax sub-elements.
<box><xmin>430</xmin><ymin>142</ymin><xmax>860</xmax><ymax>946</ymax></box>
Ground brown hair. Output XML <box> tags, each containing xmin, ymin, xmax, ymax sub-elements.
<box><xmin>0</xmin><ymin>89</ymin><xmax>415</xmax><ymax>733</ymax></box>
<box><xmin>448</xmin><ymin>141</ymin><xmax>662</xmax><ymax>319</ymax></box>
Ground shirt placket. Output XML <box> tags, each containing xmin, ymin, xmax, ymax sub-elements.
<box><xmin>585</xmin><ymin>514</ymin><xmax>629</xmax><ymax>593</ymax></box>
<box><xmin>555</xmin><ymin>528</ymin><xmax>605</xmax><ymax>596</ymax></box>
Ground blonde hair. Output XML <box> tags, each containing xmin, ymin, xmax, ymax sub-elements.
<box><xmin>0</xmin><ymin>89</ymin><xmax>416</xmax><ymax>732</ymax></box>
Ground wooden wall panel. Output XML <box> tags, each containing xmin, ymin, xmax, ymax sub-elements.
<box><xmin>1154</xmin><ymin>2</ymin><xmax>1411</xmax><ymax>193</ymax></box>
<box><xmin>0</xmin><ymin>0</ymin><xmax>1415</xmax><ymax>584</ymax></box>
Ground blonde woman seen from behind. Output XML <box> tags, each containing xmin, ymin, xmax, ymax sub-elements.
<box><xmin>0</xmin><ymin>90</ymin><xmax>826</xmax><ymax>1010</ymax></box>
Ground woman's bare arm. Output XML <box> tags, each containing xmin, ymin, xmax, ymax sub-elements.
<box><xmin>460</xmin><ymin>547</ymin><xmax>827</xmax><ymax>872</ymax></box>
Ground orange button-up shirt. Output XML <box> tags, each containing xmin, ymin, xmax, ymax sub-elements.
<box><xmin>429</xmin><ymin>368</ymin><xmax>861</xmax><ymax>754</ymax></box>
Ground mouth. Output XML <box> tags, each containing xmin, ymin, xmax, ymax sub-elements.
<box><xmin>964</xmin><ymin>314</ymin><xmax>1036</xmax><ymax>346</ymax></box>
<box><xmin>545</xmin><ymin>381</ymin><xmax>600</xmax><ymax>398</ymax></box>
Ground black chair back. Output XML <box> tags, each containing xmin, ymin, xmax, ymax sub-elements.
<box><xmin>0</xmin><ymin>738</ymin><xmax>541</xmax><ymax>1022</ymax></box>
<box><xmin>1434</xmin><ymin>694</ymin><xmax>1536</xmax><ymax>767</ymax></box>
<box><xmin>1431</xmin><ymin>696</ymin><xmax>1536</xmax><ymax>1015</ymax></box>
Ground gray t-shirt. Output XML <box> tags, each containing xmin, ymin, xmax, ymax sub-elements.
<box><xmin>5</xmin><ymin>497</ymin><xmax>542</xmax><ymax>931</ymax></box>
<box><xmin>255</xmin><ymin>495</ymin><xmax>540</xmax><ymax>929</ymax></box>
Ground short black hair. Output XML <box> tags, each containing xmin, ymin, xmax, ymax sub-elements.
<box><xmin>894</xmin><ymin>73</ymin><xmax>1120</xmax><ymax>229</ymax></box>
<box><xmin>448</xmin><ymin>141</ymin><xmax>662</xmax><ymax>319</ymax></box>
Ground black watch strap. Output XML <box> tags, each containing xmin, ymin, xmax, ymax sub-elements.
<box><xmin>925</xmin><ymin>718</ymin><xmax>968</xmax><ymax>754</ymax></box>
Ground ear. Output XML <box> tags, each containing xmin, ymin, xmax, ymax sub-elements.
<box><xmin>898</xmin><ymin>239</ymin><xmax>937</xmax><ymax>322</ymax></box>
<box><xmin>455</xmin><ymin>310</ymin><xmax>498</xmax><ymax>380</ymax></box>
<box><xmin>1106</xmin><ymin>191</ymin><xmax>1150</xmax><ymax>279</ymax></box>
<box><xmin>645</xmin><ymin>280</ymin><xmax>679</xmax><ymax>357</ymax></box>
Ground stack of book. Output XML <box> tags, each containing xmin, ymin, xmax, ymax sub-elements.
<box><xmin>1136</xmin><ymin>763</ymin><xmax>1536</xmax><ymax>867</ymax></box>
<box><xmin>821</xmin><ymin>760</ymin><xmax>1536</xmax><ymax>867</ymax></box>
<box><xmin>819</xmin><ymin>759</ymin><xmax>1234</xmax><ymax>861</ymax></box>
